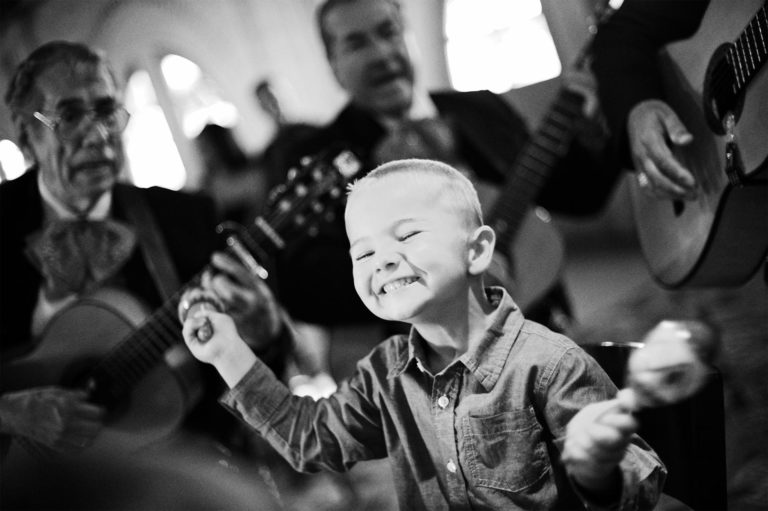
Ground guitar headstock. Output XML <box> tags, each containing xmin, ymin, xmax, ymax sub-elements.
<box><xmin>223</xmin><ymin>148</ymin><xmax>362</xmax><ymax>266</ymax></box>
<box><xmin>266</xmin><ymin>149</ymin><xmax>362</xmax><ymax>238</ymax></box>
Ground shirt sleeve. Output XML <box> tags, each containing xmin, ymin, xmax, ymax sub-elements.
<box><xmin>541</xmin><ymin>347</ymin><xmax>666</xmax><ymax>511</ymax></box>
<box><xmin>220</xmin><ymin>355</ymin><xmax>386</xmax><ymax>472</ymax></box>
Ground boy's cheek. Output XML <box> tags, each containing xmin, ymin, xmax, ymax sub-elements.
<box><xmin>351</xmin><ymin>271</ymin><xmax>370</xmax><ymax>299</ymax></box>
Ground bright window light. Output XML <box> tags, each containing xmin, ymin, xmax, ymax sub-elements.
<box><xmin>124</xmin><ymin>70</ymin><xmax>187</xmax><ymax>190</ymax></box>
<box><xmin>161</xmin><ymin>54</ymin><xmax>202</xmax><ymax>94</ymax></box>
<box><xmin>121</xmin><ymin>55</ymin><xmax>239</xmax><ymax>190</ymax></box>
<box><xmin>445</xmin><ymin>0</ymin><xmax>562</xmax><ymax>92</ymax></box>
<box><xmin>0</xmin><ymin>139</ymin><xmax>27</xmax><ymax>182</ymax></box>
<box><xmin>160</xmin><ymin>54</ymin><xmax>238</xmax><ymax>138</ymax></box>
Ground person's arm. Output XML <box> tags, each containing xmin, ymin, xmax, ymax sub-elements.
<box><xmin>591</xmin><ymin>0</ymin><xmax>710</xmax><ymax>199</ymax></box>
<box><xmin>182</xmin><ymin>309</ymin><xmax>385</xmax><ymax>472</ymax></box>
<box><xmin>542</xmin><ymin>347</ymin><xmax>665</xmax><ymax>510</ymax></box>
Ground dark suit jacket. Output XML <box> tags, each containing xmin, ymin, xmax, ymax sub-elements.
<box><xmin>268</xmin><ymin>90</ymin><xmax>618</xmax><ymax>325</ymax></box>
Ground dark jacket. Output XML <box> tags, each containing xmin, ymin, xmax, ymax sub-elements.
<box><xmin>268</xmin><ymin>90</ymin><xmax>617</xmax><ymax>325</ymax></box>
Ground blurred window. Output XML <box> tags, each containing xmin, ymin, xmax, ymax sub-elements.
<box><xmin>444</xmin><ymin>0</ymin><xmax>561</xmax><ymax>92</ymax></box>
<box><xmin>123</xmin><ymin>54</ymin><xmax>236</xmax><ymax>189</ymax></box>
<box><xmin>0</xmin><ymin>139</ymin><xmax>27</xmax><ymax>182</ymax></box>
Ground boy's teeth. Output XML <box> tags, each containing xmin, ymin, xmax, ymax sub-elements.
<box><xmin>382</xmin><ymin>277</ymin><xmax>417</xmax><ymax>294</ymax></box>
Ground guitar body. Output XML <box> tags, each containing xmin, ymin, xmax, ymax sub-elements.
<box><xmin>503</xmin><ymin>209</ymin><xmax>565</xmax><ymax>311</ymax></box>
<box><xmin>3</xmin><ymin>288</ymin><xmax>198</xmax><ymax>459</ymax></box>
<box><xmin>633</xmin><ymin>0</ymin><xmax>768</xmax><ymax>288</ymax></box>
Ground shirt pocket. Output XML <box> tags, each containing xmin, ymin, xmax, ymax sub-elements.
<box><xmin>462</xmin><ymin>408</ymin><xmax>549</xmax><ymax>493</ymax></box>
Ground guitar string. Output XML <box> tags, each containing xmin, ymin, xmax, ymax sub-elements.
<box><xmin>716</xmin><ymin>7</ymin><xmax>768</xmax><ymax>94</ymax></box>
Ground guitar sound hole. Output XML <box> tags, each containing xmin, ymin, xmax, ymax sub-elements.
<box><xmin>703</xmin><ymin>43</ymin><xmax>743</xmax><ymax>134</ymax></box>
<box><xmin>672</xmin><ymin>200</ymin><xmax>685</xmax><ymax>217</ymax></box>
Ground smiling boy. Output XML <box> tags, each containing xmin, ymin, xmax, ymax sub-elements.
<box><xmin>182</xmin><ymin>159</ymin><xmax>664</xmax><ymax>510</ymax></box>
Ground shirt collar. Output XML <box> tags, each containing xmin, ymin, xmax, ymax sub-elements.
<box><xmin>38</xmin><ymin>171</ymin><xmax>112</xmax><ymax>221</ymax></box>
<box><xmin>390</xmin><ymin>287</ymin><xmax>523</xmax><ymax>390</ymax></box>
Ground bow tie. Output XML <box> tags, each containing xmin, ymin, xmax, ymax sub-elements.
<box><xmin>26</xmin><ymin>219</ymin><xmax>137</xmax><ymax>301</ymax></box>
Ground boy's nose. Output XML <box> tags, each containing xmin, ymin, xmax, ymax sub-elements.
<box><xmin>374</xmin><ymin>250</ymin><xmax>402</xmax><ymax>272</ymax></box>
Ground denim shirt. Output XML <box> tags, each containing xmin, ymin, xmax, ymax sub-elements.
<box><xmin>223</xmin><ymin>288</ymin><xmax>665</xmax><ymax>510</ymax></box>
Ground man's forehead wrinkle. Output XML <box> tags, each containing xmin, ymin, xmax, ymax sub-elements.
<box><xmin>37</xmin><ymin>66</ymin><xmax>115</xmax><ymax>111</ymax></box>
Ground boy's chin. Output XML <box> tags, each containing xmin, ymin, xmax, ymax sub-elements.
<box><xmin>370</xmin><ymin>304</ymin><xmax>420</xmax><ymax>324</ymax></box>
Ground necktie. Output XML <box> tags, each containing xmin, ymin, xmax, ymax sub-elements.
<box><xmin>25</xmin><ymin>219</ymin><xmax>137</xmax><ymax>300</ymax></box>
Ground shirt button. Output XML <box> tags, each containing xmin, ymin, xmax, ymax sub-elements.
<box><xmin>446</xmin><ymin>460</ymin><xmax>457</xmax><ymax>474</ymax></box>
<box><xmin>437</xmin><ymin>395</ymin><xmax>449</xmax><ymax>409</ymax></box>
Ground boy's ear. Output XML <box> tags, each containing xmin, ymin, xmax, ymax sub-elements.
<box><xmin>467</xmin><ymin>225</ymin><xmax>495</xmax><ymax>275</ymax></box>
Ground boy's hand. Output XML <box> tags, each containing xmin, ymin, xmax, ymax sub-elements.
<box><xmin>182</xmin><ymin>309</ymin><xmax>257</xmax><ymax>388</ymax></box>
<box><xmin>562</xmin><ymin>390</ymin><xmax>638</xmax><ymax>495</ymax></box>
<box><xmin>182</xmin><ymin>309</ymin><xmax>239</xmax><ymax>364</ymax></box>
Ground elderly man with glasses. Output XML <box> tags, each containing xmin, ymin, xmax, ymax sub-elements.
<box><xmin>0</xmin><ymin>41</ymin><xmax>286</xmax><ymax>462</ymax></box>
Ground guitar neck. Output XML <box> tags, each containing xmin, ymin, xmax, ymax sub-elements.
<box><xmin>487</xmin><ymin>87</ymin><xmax>584</xmax><ymax>252</ymax></box>
<box><xmin>86</xmin><ymin>292</ymin><xmax>185</xmax><ymax>401</ymax></box>
<box><xmin>86</xmin><ymin>150</ymin><xmax>355</xmax><ymax>402</ymax></box>
<box><xmin>724</xmin><ymin>4</ymin><xmax>768</xmax><ymax>98</ymax></box>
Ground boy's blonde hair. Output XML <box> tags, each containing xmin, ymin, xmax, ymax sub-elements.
<box><xmin>346</xmin><ymin>158</ymin><xmax>484</xmax><ymax>229</ymax></box>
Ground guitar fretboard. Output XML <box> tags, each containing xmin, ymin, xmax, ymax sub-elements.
<box><xmin>725</xmin><ymin>4</ymin><xmax>767</xmax><ymax>95</ymax></box>
<box><xmin>487</xmin><ymin>87</ymin><xmax>584</xmax><ymax>252</ymax></box>
<box><xmin>85</xmin><ymin>152</ymin><xmax>353</xmax><ymax>403</ymax></box>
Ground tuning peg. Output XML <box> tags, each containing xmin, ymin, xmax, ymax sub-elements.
<box><xmin>268</xmin><ymin>184</ymin><xmax>287</xmax><ymax>204</ymax></box>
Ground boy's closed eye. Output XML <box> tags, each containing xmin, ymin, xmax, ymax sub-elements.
<box><xmin>354</xmin><ymin>250</ymin><xmax>374</xmax><ymax>262</ymax></box>
<box><xmin>398</xmin><ymin>231</ymin><xmax>420</xmax><ymax>242</ymax></box>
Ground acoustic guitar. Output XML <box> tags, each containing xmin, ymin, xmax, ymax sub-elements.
<box><xmin>630</xmin><ymin>0</ymin><xmax>768</xmax><ymax>288</ymax></box>
<box><xmin>481</xmin><ymin>5</ymin><xmax>619</xmax><ymax>312</ymax></box>
<box><xmin>1</xmin><ymin>150</ymin><xmax>361</xmax><ymax>461</ymax></box>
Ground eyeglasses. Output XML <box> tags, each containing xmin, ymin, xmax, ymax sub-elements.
<box><xmin>33</xmin><ymin>104</ymin><xmax>130</xmax><ymax>141</ymax></box>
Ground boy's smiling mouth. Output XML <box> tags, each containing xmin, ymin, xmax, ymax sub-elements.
<box><xmin>379</xmin><ymin>276</ymin><xmax>419</xmax><ymax>295</ymax></box>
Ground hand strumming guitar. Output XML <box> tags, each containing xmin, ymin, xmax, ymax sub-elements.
<box><xmin>0</xmin><ymin>388</ymin><xmax>105</xmax><ymax>453</ymax></box>
<box><xmin>628</xmin><ymin>99</ymin><xmax>697</xmax><ymax>200</ymax></box>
